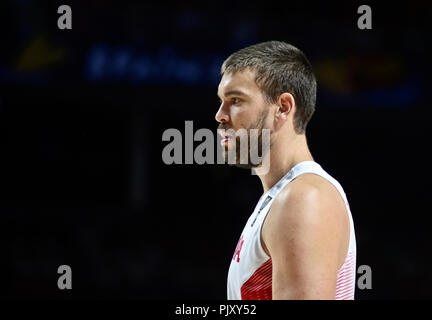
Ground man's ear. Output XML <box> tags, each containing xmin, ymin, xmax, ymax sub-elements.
<box><xmin>273</xmin><ymin>93</ymin><xmax>295</xmax><ymax>132</ymax></box>
<box><xmin>276</xmin><ymin>92</ymin><xmax>295</xmax><ymax>119</ymax></box>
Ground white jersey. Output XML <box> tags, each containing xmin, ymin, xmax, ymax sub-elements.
<box><xmin>227</xmin><ymin>161</ymin><xmax>356</xmax><ymax>300</ymax></box>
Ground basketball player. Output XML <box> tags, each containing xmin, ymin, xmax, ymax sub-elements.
<box><xmin>215</xmin><ymin>41</ymin><xmax>356</xmax><ymax>300</ymax></box>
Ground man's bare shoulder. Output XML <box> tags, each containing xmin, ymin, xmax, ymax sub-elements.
<box><xmin>271</xmin><ymin>173</ymin><xmax>348</xmax><ymax>221</ymax></box>
<box><xmin>262</xmin><ymin>172</ymin><xmax>350</xmax><ymax>260</ymax></box>
<box><xmin>261</xmin><ymin>174</ymin><xmax>351</xmax><ymax>299</ymax></box>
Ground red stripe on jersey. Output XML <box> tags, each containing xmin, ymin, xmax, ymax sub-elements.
<box><xmin>241</xmin><ymin>258</ymin><xmax>272</xmax><ymax>300</ymax></box>
<box><xmin>240</xmin><ymin>253</ymin><xmax>355</xmax><ymax>300</ymax></box>
<box><xmin>335</xmin><ymin>252</ymin><xmax>355</xmax><ymax>300</ymax></box>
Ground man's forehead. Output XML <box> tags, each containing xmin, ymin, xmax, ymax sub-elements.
<box><xmin>217</xmin><ymin>69</ymin><xmax>257</xmax><ymax>96</ymax></box>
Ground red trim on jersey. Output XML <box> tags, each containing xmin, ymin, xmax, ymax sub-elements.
<box><xmin>240</xmin><ymin>254</ymin><xmax>355</xmax><ymax>300</ymax></box>
<box><xmin>241</xmin><ymin>258</ymin><xmax>272</xmax><ymax>300</ymax></box>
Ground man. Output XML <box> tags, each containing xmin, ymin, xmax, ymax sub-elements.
<box><xmin>215</xmin><ymin>41</ymin><xmax>356</xmax><ymax>300</ymax></box>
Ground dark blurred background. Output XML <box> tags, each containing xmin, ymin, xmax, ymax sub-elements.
<box><xmin>0</xmin><ymin>0</ymin><xmax>430</xmax><ymax>299</ymax></box>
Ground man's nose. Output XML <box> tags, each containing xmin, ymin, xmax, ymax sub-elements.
<box><xmin>215</xmin><ymin>103</ymin><xmax>229</xmax><ymax>123</ymax></box>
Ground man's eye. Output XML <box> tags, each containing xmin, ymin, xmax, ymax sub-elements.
<box><xmin>232</xmin><ymin>98</ymin><xmax>241</xmax><ymax>105</ymax></box>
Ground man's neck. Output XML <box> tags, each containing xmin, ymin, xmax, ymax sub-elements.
<box><xmin>258</xmin><ymin>134</ymin><xmax>314</xmax><ymax>194</ymax></box>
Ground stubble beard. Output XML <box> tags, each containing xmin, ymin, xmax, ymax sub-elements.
<box><xmin>218</xmin><ymin>108</ymin><xmax>272</xmax><ymax>169</ymax></box>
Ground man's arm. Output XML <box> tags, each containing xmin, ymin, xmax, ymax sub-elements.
<box><xmin>261</xmin><ymin>176</ymin><xmax>349</xmax><ymax>300</ymax></box>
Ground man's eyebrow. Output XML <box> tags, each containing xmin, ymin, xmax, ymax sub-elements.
<box><xmin>217</xmin><ymin>90</ymin><xmax>248</xmax><ymax>99</ymax></box>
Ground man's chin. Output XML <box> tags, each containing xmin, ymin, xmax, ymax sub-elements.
<box><xmin>222</xmin><ymin>150</ymin><xmax>263</xmax><ymax>169</ymax></box>
<box><xmin>231</xmin><ymin>163</ymin><xmax>255</xmax><ymax>170</ymax></box>
<box><xmin>226</xmin><ymin>159</ymin><xmax>262</xmax><ymax>170</ymax></box>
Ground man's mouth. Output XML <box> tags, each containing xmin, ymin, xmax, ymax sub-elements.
<box><xmin>219</xmin><ymin>130</ymin><xmax>233</xmax><ymax>141</ymax></box>
<box><xmin>221</xmin><ymin>136</ymin><xmax>231</xmax><ymax>146</ymax></box>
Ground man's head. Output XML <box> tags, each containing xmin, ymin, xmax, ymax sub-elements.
<box><xmin>215</xmin><ymin>41</ymin><xmax>317</xmax><ymax>169</ymax></box>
